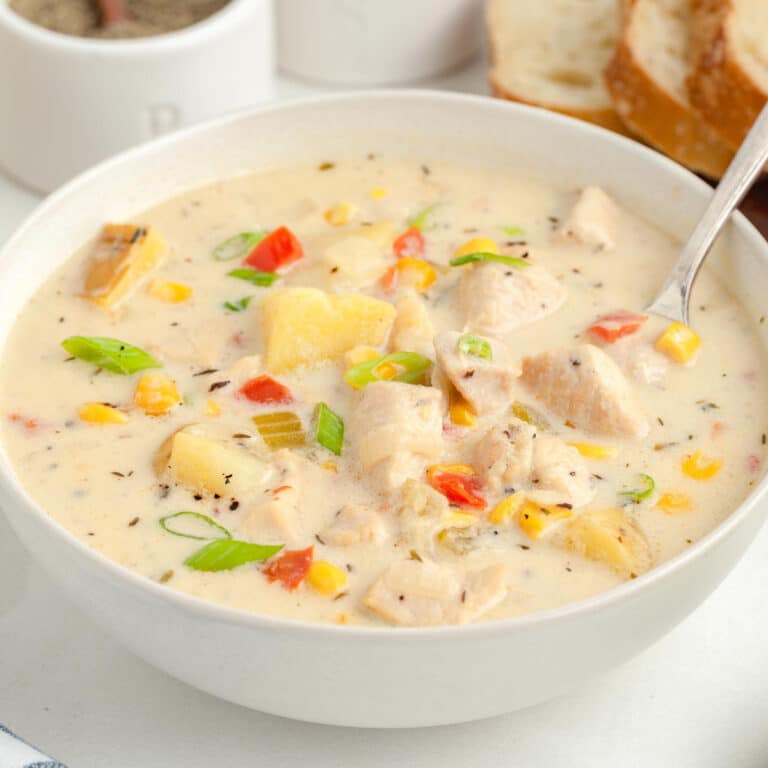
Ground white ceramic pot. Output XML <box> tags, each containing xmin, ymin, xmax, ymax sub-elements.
<box><xmin>0</xmin><ymin>0</ymin><xmax>274</xmax><ymax>193</ymax></box>
<box><xmin>277</xmin><ymin>0</ymin><xmax>483</xmax><ymax>85</ymax></box>
<box><xmin>1</xmin><ymin>92</ymin><xmax>767</xmax><ymax>728</ymax></box>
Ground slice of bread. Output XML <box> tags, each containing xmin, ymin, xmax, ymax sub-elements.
<box><xmin>688</xmin><ymin>0</ymin><xmax>768</xmax><ymax>151</ymax></box>
<box><xmin>487</xmin><ymin>0</ymin><xmax>630</xmax><ymax>134</ymax></box>
<box><xmin>605</xmin><ymin>0</ymin><xmax>733</xmax><ymax>177</ymax></box>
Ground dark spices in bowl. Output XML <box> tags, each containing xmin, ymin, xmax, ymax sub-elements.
<box><xmin>8</xmin><ymin>0</ymin><xmax>231</xmax><ymax>38</ymax></box>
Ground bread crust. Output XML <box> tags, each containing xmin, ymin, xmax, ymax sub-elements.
<box><xmin>688</xmin><ymin>0</ymin><xmax>767</xmax><ymax>151</ymax></box>
<box><xmin>605</xmin><ymin>0</ymin><xmax>733</xmax><ymax>177</ymax></box>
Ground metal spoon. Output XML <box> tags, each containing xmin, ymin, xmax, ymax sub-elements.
<box><xmin>645</xmin><ymin>103</ymin><xmax>768</xmax><ymax>326</ymax></box>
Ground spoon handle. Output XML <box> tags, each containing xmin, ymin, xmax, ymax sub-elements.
<box><xmin>645</xmin><ymin>103</ymin><xmax>768</xmax><ymax>326</ymax></box>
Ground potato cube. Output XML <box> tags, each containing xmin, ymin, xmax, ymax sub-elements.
<box><xmin>83</xmin><ymin>224</ymin><xmax>164</xmax><ymax>309</ymax></box>
<box><xmin>261</xmin><ymin>287</ymin><xmax>396</xmax><ymax>373</ymax></box>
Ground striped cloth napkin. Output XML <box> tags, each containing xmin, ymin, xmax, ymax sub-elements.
<box><xmin>0</xmin><ymin>725</ymin><xmax>66</xmax><ymax>768</ymax></box>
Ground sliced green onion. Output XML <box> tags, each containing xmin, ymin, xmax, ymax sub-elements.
<box><xmin>159</xmin><ymin>511</ymin><xmax>231</xmax><ymax>541</ymax></box>
<box><xmin>407</xmin><ymin>203</ymin><xmax>440</xmax><ymax>231</ymax></box>
<box><xmin>223</xmin><ymin>296</ymin><xmax>253</xmax><ymax>312</ymax></box>
<box><xmin>184</xmin><ymin>539</ymin><xmax>284</xmax><ymax>572</ymax></box>
<box><xmin>314</xmin><ymin>402</ymin><xmax>344</xmax><ymax>456</ymax></box>
<box><xmin>227</xmin><ymin>268</ymin><xmax>279</xmax><ymax>287</ymax></box>
<box><xmin>344</xmin><ymin>351</ymin><xmax>433</xmax><ymax>389</ymax></box>
<box><xmin>212</xmin><ymin>231</ymin><xmax>266</xmax><ymax>261</ymax></box>
<box><xmin>620</xmin><ymin>474</ymin><xmax>656</xmax><ymax>503</ymax></box>
<box><xmin>450</xmin><ymin>252</ymin><xmax>529</xmax><ymax>268</ymax></box>
<box><xmin>61</xmin><ymin>336</ymin><xmax>160</xmax><ymax>375</ymax></box>
<box><xmin>501</xmin><ymin>225</ymin><xmax>526</xmax><ymax>237</ymax></box>
<box><xmin>457</xmin><ymin>333</ymin><xmax>493</xmax><ymax>361</ymax></box>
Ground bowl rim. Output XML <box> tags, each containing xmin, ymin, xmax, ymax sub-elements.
<box><xmin>2</xmin><ymin>88</ymin><xmax>768</xmax><ymax>639</ymax></box>
<box><xmin>0</xmin><ymin>0</ymin><xmax>255</xmax><ymax>50</ymax></box>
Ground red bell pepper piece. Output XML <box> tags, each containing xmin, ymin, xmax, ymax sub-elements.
<box><xmin>587</xmin><ymin>310</ymin><xmax>648</xmax><ymax>343</ymax></box>
<box><xmin>263</xmin><ymin>546</ymin><xmax>313</xmax><ymax>590</ymax></box>
<box><xmin>393</xmin><ymin>226</ymin><xmax>425</xmax><ymax>259</ymax></box>
<box><xmin>239</xmin><ymin>375</ymin><xmax>293</xmax><ymax>404</ymax></box>
<box><xmin>428</xmin><ymin>471</ymin><xmax>486</xmax><ymax>509</ymax></box>
<box><xmin>244</xmin><ymin>226</ymin><xmax>304</xmax><ymax>272</ymax></box>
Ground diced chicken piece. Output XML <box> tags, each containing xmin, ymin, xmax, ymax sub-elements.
<box><xmin>558</xmin><ymin>186</ymin><xmax>618</xmax><ymax>251</ymax></box>
<box><xmin>527</xmin><ymin>435</ymin><xmax>595</xmax><ymax>509</ymax></box>
<box><xmin>474</xmin><ymin>420</ymin><xmax>536</xmax><ymax>495</ymax></box>
<box><xmin>604</xmin><ymin>337</ymin><xmax>669</xmax><ymax>386</ymax></box>
<box><xmin>320</xmin><ymin>504</ymin><xmax>389</xmax><ymax>547</ymax></box>
<box><xmin>240</xmin><ymin>484</ymin><xmax>301</xmax><ymax>543</ymax></box>
<box><xmin>521</xmin><ymin>344</ymin><xmax>649</xmax><ymax>438</ymax></box>
<box><xmin>348</xmin><ymin>382</ymin><xmax>444</xmax><ymax>493</ymax></box>
<box><xmin>458</xmin><ymin>261</ymin><xmax>566</xmax><ymax>338</ymax></box>
<box><xmin>433</xmin><ymin>330</ymin><xmax>519</xmax><ymax>415</ymax></box>
<box><xmin>389</xmin><ymin>294</ymin><xmax>435</xmax><ymax>358</ymax></box>
<box><xmin>397</xmin><ymin>478</ymin><xmax>450</xmax><ymax>555</ymax></box>
<box><xmin>474</xmin><ymin>420</ymin><xmax>594</xmax><ymax>508</ymax></box>
<box><xmin>364</xmin><ymin>559</ymin><xmax>507</xmax><ymax>627</ymax></box>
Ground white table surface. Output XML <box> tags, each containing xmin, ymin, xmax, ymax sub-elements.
<box><xmin>2</xmin><ymin>61</ymin><xmax>768</xmax><ymax>768</ymax></box>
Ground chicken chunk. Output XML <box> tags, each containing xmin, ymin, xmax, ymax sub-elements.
<box><xmin>240</xmin><ymin>485</ymin><xmax>301</xmax><ymax>544</ymax></box>
<box><xmin>364</xmin><ymin>559</ymin><xmax>507</xmax><ymax>627</ymax></box>
<box><xmin>389</xmin><ymin>294</ymin><xmax>435</xmax><ymax>358</ymax></box>
<box><xmin>520</xmin><ymin>344</ymin><xmax>649</xmax><ymax>438</ymax></box>
<box><xmin>433</xmin><ymin>331</ymin><xmax>519</xmax><ymax>415</ymax></box>
<box><xmin>320</xmin><ymin>504</ymin><xmax>389</xmax><ymax>547</ymax></box>
<box><xmin>458</xmin><ymin>261</ymin><xmax>566</xmax><ymax>338</ymax></box>
<box><xmin>604</xmin><ymin>337</ymin><xmax>669</xmax><ymax>387</ymax></box>
<box><xmin>474</xmin><ymin>420</ymin><xmax>594</xmax><ymax>508</ymax></box>
<box><xmin>397</xmin><ymin>478</ymin><xmax>450</xmax><ymax>555</ymax></box>
<box><xmin>348</xmin><ymin>382</ymin><xmax>444</xmax><ymax>493</ymax></box>
<box><xmin>558</xmin><ymin>186</ymin><xmax>618</xmax><ymax>251</ymax></box>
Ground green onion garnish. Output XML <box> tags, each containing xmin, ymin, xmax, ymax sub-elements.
<box><xmin>61</xmin><ymin>336</ymin><xmax>160</xmax><ymax>375</ymax></box>
<box><xmin>212</xmin><ymin>231</ymin><xmax>266</xmax><ymax>261</ymax></box>
<box><xmin>457</xmin><ymin>333</ymin><xmax>493</xmax><ymax>361</ymax></box>
<box><xmin>184</xmin><ymin>539</ymin><xmax>284</xmax><ymax>572</ymax></box>
<box><xmin>502</xmin><ymin>225</ymin><xmax>526</xmax><ymax>237</ymax></box>
<box><xmin>620</xmin><ymin>474</ymin><xmax>656</xmax><ymax>504</ymax></box>
<box><xmin>227</xmin><ymin>268</ymin><xmax>279</xmax><ymax>287</ymax></box>
<box><xmin>314</xmin><ymin>402</ymin><xmax>344</xmax><ymax>456</ymax></box>
<box><xmin>450</xmin><ymin>252</ymin><xmax>529</xmax><ymax>268</ymax></box>
<box><xmin>159</xmin><ymin>511</ymin><xmax>232</xmax><ymax>541</ymax></box>
<box><xmin>344</xmin><ymin>351</ymin><xmax>433</xmax><ymax>389</ymax></box>
<box><xmin>407</xmin><ymin>203</ymin><xmax>440</xmax><ymax>231</ymax></box>
<box><xmin>223</xmin><ymin>296</ymin><xmax>253</xmax><ymax>312</ymax></box>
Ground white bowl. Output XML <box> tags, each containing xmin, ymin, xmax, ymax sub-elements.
<box><xmin>1</xmin><ymin>91</ymin><xmax>767</xmax><ymax>728</ymax></box>
<box><xmin>277</xmin><ymin>0</ymin><xmax>483</xmax><ymax>85</ymax></box>
<box><xmin>0</xmin><ymin>0</ymin><xmax>274</xmax><ymax>193</ymax></box>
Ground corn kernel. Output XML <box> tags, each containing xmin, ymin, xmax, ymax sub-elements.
<box><xmin>133</xmin><ymin>373</ymin><xmax>181</xmax><ymax>416</ymax></box>
<box><xmin>488</xmin><ymin>494</ymin><xmax>525</xmax><ymax>525</ymax></box>
<box><xmin>394</xmin><ymin>257</ymin><xmax>437</xmax><ymax>292</ymax></box>
<box><xmin>205</xmin><ymin>399</ymin><xmax>222</xmax><ymax>417</ymax></box>
<box><xmin>337</xmin><ymin>612</ymin><xmax>349</xmax><ymax>624</ymax></box>
<box><xmin>656</xmin><ymin>492</ymin><xmax>693</xmax><ymax>514</ymax></box>
<box><xmin>449</xmin><ymin>391</ymin><xmax>476</xmax><ymax>427</ymax></box>
<box><xmin>373</xmin><ymin>361</ymin><xmax>398</xmax><ymax>380</ymax></box>
<box><xmin>147</xmin><ymin>278</ymin><xmax>192</xmax><ymax>303</ymax></box>
<box><xmin>427</xmin><ymin>463</ymin><xmax>475</xmax><ymax>482</ymax></box>
<box><xmin>324</xmin><ymin>202</ymin><xmax>357</xmax><ymax>227</ymax></box>
<box><xmin>344</xmin><ymin>345</ymin><xmax>380</xmax><ymax>369</ymax></box>
<box><xmin>307</xmin><ymin>560</ymin><xmax>347</xmax><ymax>596</ymax></box>
<box><xmin>567</xmin><ymin>442</ymin><xmax>618</xmax><ymax>460</ymax></box>
<box><xmin>454</xmin><ymin>237</ymin><xmax>499</xmax><ymax>259</ymax></box>
<box><xmin>518</xmin><ymin>501</ymin><xmax>573</xmax><ymax>540</ymax></box>
<box><xmin>79</xmin><ymin>402</ymin><xmax>129</xmax><ymax>425</ymax></box>
<box><xmin>655</xmin><ymin>322</ymin><xmax>701</xmax><ymax>364</ymax></box>
<box><xmin>369</xmin><ymin>187</ymin><xmax>389</xmax><ymax>200</ymax></box>
<box><xmin>322</xmin><ymin>460</ymin><xmax>338</xmax><ymax>473</ymax></box>
<box><xmin>681</xmin><ymin>450</ymin><xmax>722</xmax><ymax>480</ymax></box>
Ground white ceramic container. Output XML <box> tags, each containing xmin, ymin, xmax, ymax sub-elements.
<box><xmin>277</xmin><ymin>0</ymin><xmax>483</xmax><ymax>85</ymax></box>
<box><xmin>0</xmin><ymin>92</ymin><xmax>767</xmax><ymax>728</ymax></box>
<box><xmin>0</xmin><ymin>0</ymin><xmax>274</xmax><ymax>193</ymax></box>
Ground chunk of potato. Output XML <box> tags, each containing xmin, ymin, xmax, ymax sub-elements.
<box><xmin>82</xmin><ymin>224</ymin><xmax>164</xmax><ymax>309</ymax></box>
<box><xmin>157</xmin><ymin>426</ymin><xmax>272</xmax><ymax>498</ymax></box>
<box><xmin>261</xmin><ymin>287</ymin><xmax>396</xmax><ymax>373</ymax></box>
<box><xmin>562</xmin><ymin>507</ymin><xmax>652</xmax><ymax>578</ymax></box>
